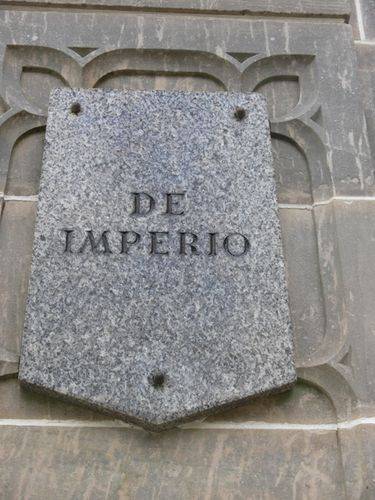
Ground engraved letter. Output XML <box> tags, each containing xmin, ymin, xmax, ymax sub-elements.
<box><xmin>78</xmin><ymin>230</ymin><xmax>112</xmax><ymax>254</ymax></box>
<box><xmin>131</xmin><ymin>192</ymin><xmax>155</xmax><ymax>216</ymax></box>
<box><xmin>63</xmin><ymin>229</ymin><xmax>74</xmax><ymax>253</ymax></box>
<box><xmin>165</xmin><ymin>192</ymin><xmax>185</xmax><ymax>215</ymax></box>
<box><xmin>120</xmin><ymin>231</ymin><xmax>141</xmax><ymax>254</ymax></box>
<box><xmin>208</xmin><ymin>232</ymin><xmax>218</xmax><ymax>256</ymax></box>
<box><xmin>179</xmin><ymin>232</ymin><xmax>200</xmax><ymax>255</ymax></box>
<box><xmin>150</xmin><ymin>231</ymin><xmax>169</xmax><ymax>255</ymax></box>
<box><xmin>223</xmin><ymin>233</ymin><xmax>250</xmax><ymax>257</ymax></box>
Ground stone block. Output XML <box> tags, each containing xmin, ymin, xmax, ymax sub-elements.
<box><xmin>330</xmin><ymin>200</ymin><xmax>375</xmax><ymax>403</ymax></box>
<box><xmin>0</xmin><ymin>426</ymin><xmax>346</xmax><ymax>499</ymax></box>
<box><xmin>0</xmin><ymin>0</ymin><xmax>351</xmax><ymax>18</ymax></box>
<box><xmin>19</xmin><ymin>89</ymin><xmax>296</xmax><ymax>430</ymax></box>
<box><xmin>0</xmin><ymin>3</ymin><xmax>373</xmax><ymax>497</ymax></box>
<box><xmin>359</xmin><ymin>0</ymin><xmax>375</xmax><ymax>39</ymax></box>
<box><xmin>356</xmin><ymin>44</ymin><xmax>375</xmax><ymax>163</ymax></box>
<box><xmin>349</xmin><ymin>0</ymin><xmax>361</xmax><ymax>39</ymax></box>
<box><xmin>0</xmin><ymin>201</ymin><xmax>36</xmax><ymax>378</ymax></box>
<box><xmin>0</xmin><ymin>378</ymin><xmax>110</xmax><ymax>421</ymax></box>
<box><xmin>0</xmin><ymin>377</ymin><xmax>338</xmax><ymax>425</ymax></box>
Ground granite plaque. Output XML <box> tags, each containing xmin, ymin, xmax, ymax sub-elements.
<box><xmin>19</xmin><ymin>89</ymin><xmax>296</xmax><ymax>430</ymax></box>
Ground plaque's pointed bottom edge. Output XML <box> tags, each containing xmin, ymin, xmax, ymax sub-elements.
<box><xmin>18</xmin><ymin>373</ymin><xmax>297</xmax><ymax>432</ymax></box>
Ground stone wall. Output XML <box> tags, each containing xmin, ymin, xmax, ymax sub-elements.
<box><xmin>1</xmin><ymin>0</ymin><xmax>375</xmax><ymax>497</ymax></box>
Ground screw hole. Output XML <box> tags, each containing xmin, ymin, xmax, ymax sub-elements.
<box><xmin>234</xmin><ymin>107</ymin><xmax>246</xmax><ymax>121</ymax></box>
<box><xmin>70</xmin><ymin>102</ymin><xmax>81</xmax><ymax>115</ymax></box>
<box><xmin>150</xmin><ymin>372</ymin><xmax>165</xmax><ymax>389</ymax></box>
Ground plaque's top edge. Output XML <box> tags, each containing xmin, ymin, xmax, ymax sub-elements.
<box><xmin>48</xmin><ymin>87</ymin><xmax>268</xmax><ymax>103</ymax></box>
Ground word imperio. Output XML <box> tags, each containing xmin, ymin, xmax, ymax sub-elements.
<box><xmin>61</xmin><ymin>192</ymin><xmax>251</xmax><ymax>257</ymax></box>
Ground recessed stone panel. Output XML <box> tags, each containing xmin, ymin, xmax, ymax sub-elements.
<box><xmin>19</xmin><ymin>89</ymin><xmax>295</xmax><ymax>430</ymax></box>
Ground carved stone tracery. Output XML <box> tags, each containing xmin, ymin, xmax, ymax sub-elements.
<box><xmin>0</xmin><ymin>39</ymin><xmax>365</xmax><ymax>423</ymax></box>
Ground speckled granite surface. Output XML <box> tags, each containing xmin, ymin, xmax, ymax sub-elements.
<box><xmin>18</xmin><ymin>89</ymin><xmax>295</xmax><ymax>430</ymax></box>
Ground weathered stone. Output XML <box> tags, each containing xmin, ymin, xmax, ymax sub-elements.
<box><xmin>0</xmin><ymin>15</ymin><xmax>371</xmax><ymax>203</ymax></box>
<box><xmin>0</xmin><ymin>0</ymin><xmax>351</xmax><ymax>18</ymax></box>
<box><xmin>357</xmin><ymin>44</ymin><xmax>375</xmax><ymax>165</ymax></box>
<box><xmin>279</xmin><ymin>207</ymin><xmax>329</xmax><ymax>365</ymax></box>
<box><xmin>0</xmin><ymin>377</ymin><xmax>337</xmax><ymax>425</ymax></box>
<box><xmin>349</xmin><ymin>0</ymin><xmax>361</xmax><ymax>39</ymax></box>
<box><xmin>359</xmin><ymin>0</ymin><xmax>375</xmax><ymax>38</ymax></box>
<box><xmin>0</xmin><ymin>426</ymin><xmax>346</xmax><ymax>500</ymax></box>
<box><xmin>329</xmin><ymin>200</ymin><xmax>375</xmax><ymax>403</ymax></box>
<box><xmin>18</xmin><ymin>89</ymin><xmax>296</xmax><ymax>430</ymax></box>
<box><xmin>1</xmin><ymin>1</ymin><xmax>375</xmax><ymax>496</ymax></box>
<box><xmin>5</xmin><ymin>125</ymin><xmax>45</xmax><ymax>196</ymax></box>
<box><xmin>0</xmin><ymin>378</ymin><xmax>111</xmax><ymax>421</ymax></box>
<box><xmin>0</xmin><ymin>201</ymin><xmax>36</xmax><ymax>378</ymax></box>
<box><xmin>207</xmin><ymin>379</ymin><xmax>337</xmax><ymax>424</ymax></box>
<box><xmin>356</xmin><ymin>425</ymin><xmax>375</xmax><ymax>497</ymax></box>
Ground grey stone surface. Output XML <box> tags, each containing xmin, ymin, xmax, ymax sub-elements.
<box><xmin>18</xmin><ymin>89</ymin><xmax>296</xmax><ymax>430</ymax></box>
<box><xmin>357</xmin><ymin>44</ymin><xmax>375</xmax><ymax>165</ymax></box>
<box><xmin>0</xmin><ymin>0</ymin><xmax>351</xmax><ymax>18</ymax></box>
<box><xmin>0</xmin><ymin>426</ymin><xmax>346</xmax><ymax>499</ymax></box>
<box><xmin>359</xmin><ymin>0</ymin><xmax>375</xmax><ymax>39</ymax></box>
<box><xmin>349</xmin><ymin>0</ymin><xmax>361</xmax><ymax>39</ymax></box>
<box><xmin>1</xmin><ymin>2</ymin><xmax>375</xmax><ymax>496</ymax></box>
<box><xmin>0</xmin><ymin>201</ymin><xmax>36</xmax><ymax>378</ymax></box>
<box><xmin>0</xmin><ymin>377</ymin><xmax>336</xmax><ymax>424</ymax></box>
